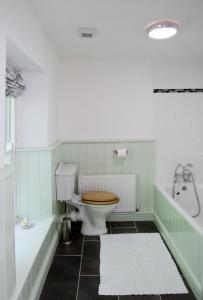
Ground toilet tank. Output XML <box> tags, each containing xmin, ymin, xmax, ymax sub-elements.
<box><xmin>55</xmin><ymin>162</ymin><xmax>78</xmax><ymax>201</ymax></box>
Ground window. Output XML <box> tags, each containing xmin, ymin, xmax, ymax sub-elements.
<box><xmin>5</xmin><ymin>96</ymin><xmax>15</xmax><ymax>165</ymax></box>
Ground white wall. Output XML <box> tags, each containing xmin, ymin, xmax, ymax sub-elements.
<box><xmin>0</xmin><ymin>9</ymin><xmax>7</xmax><ymax>167</ymax></box>
<box><xmin>58</xmin><ymin>58</ymin><xmax>203</xmax><ymax>185</ymax></box>
<box><xmin>15</xmin><ymin>73</ymin><xmax>48</xmax><ymax>148</ymax></box>
<box><xmin>0</xmin><ymin>0</ymin><xmax>60</xmax><ymax>155</ymax></box>
<box><xmin>58</xmin><ymin>59</ymin><xmax>154</xmax><ymax>140</ymax></box>
<box><xmin>152</xmin><ymin>60</ymin><xmax>203</xmax><ymax>183</ymax></box>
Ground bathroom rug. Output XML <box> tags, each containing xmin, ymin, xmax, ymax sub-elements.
<box><xmin>99</xmin><ymin>233</ymin><xmax>187</xmax><ymax>295</ymax></box>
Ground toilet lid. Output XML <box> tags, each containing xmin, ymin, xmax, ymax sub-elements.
<box><xmin>82</xmin><ymin>191</ymin><xmax>119</xmax><ymax>205</ymax></box>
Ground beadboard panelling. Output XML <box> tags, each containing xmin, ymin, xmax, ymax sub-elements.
<box><xmin>61</xmin><ymin>141</ymin><xmax>154</xmax><ymax>212</ymax></box>
<box><xmin>16</xmin><ymin>153</ymin><xmax>29</xmax><ymax>218</ymax></box>
<box><xmin>16</xmin><ymin>150</ymin><xmax>53</xmax><ymax>220</ymax></box>
<box><xmin>51</xmin><ymin>145</ymin><xmax>64</xmax><ymax>215</ymax></box>
<box><xmin>154</xmin><ymin>185</ymin><xmax>202</xmax><ymax>300</ymax></box>
<box><xmin>39</xmin><ymin>151</ymin><xmax>52</xmax><ymax>218</ymax></box>
<box><xmin>28</xmin><ymin>152</ymin><xmax>41</xmax><ymax>219</ymax></box>
<box><xmin>0</xmin><ymin>170</ymin><xmax>15</xmax><ymax>300</ymax></box>
<box><xmin>16</xmin><ymin>143</ymin><xmax>63</xmax><ymax>221</ymax></box>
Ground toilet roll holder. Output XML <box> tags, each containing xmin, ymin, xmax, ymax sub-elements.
<box><xmin>113</xmin><ymin>149</ymin><xmax>128</xmax><ymax>156</ymax></box>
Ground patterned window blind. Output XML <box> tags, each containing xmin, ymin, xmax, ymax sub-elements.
<box><xmin>6</xmin><ymin>64</ymin><xmax>26</xmax><ymax>98</ymax></box>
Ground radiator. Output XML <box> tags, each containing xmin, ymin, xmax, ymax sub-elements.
<box><xmin>78</xmin><ymin>174</ymin><xmax>136</xmax><ymax>212</ymax></box>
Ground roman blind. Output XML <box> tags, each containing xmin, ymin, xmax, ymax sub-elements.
<box><xmin>6</xmin><ymin>64</ymin><xmax>26</xmax><ymax>98</ymax></box>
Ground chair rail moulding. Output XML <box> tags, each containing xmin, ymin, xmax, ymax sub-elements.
<box><xmin>61</xmin><ymin>139</ymin><xmax>156</xmax><ymax>144</ymax></box>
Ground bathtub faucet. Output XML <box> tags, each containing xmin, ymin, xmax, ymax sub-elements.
<box><xmin>173</xmin><ymin>163</ymin><xmax>193</xmax><ymax>183</ymax></box>
<box><xmin>173</xmin><ymin>163</ymin><xmax>184</xmax><ymax>183</ymax></box>
<box><xmin>172</xmin><ymin>162</ymin><xmax>200</xmax><ymax>217</ymax></box>
<box><xmin>183</xmin><ymin>163</ymin><xmax>193</xmax><ymax>183</ymax></box>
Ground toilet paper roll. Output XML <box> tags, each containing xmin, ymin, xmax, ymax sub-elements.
<box><xmin>115</xmin><ymin>148</ymin><xmax>127</xmax><ymax>158</ymax></box>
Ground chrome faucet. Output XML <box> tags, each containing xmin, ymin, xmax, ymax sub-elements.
<box><xmin>172</xmin><ymin>163</ymin><xmax>193</xmax><ymax>198</ymax></box>
<box><xmin>173</xmin><ymin>163</ymin><xmax>193</xmax><ymax>183</ymax></box>
<box><xmin>183</xmin><ymin>163</ymin><xmax>193</xmax><ymax>183</ymax></box>
<box><xmin>173</xmin><ymin>163</ymin><xmax>183</xmax><ymax>183</ymax></box>
<box><xmin>172</xmin><ymin>162</ymin><xmax>200</xmax><ymax>218</ymax></box>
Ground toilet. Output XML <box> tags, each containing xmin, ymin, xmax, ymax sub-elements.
<box><xmin>56</xmin><ymin>163</ymin><xmax>119</xmax><ymax>235</ymax></box>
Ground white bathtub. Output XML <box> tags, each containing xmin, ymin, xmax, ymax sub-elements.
<box><xmin>159</xmin><ymin>183</ymin><xmax>203</xmax><ymax>234</ymax></box>
<box><xmin>154</xmin><ymin>183</ymin><xmax>203</xmax><ymax>300</ymax></box>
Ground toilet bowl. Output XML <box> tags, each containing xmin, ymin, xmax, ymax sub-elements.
<box><xmin>56</xmin><ymin>163</ymin><xmax>120</xmax><ymax>236</ymax></box>
<box><xmin>69</xmin><ymin>192</ymin><xmax>119</xmax><ymax>235</ymax></box>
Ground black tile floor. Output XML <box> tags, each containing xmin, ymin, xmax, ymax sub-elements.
<box><xmin>40</xmin><ymin>221</ymin><xmax>196</xmax><ymax>300</ymax></box>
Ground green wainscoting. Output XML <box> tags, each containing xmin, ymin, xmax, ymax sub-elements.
<box><xmin>15</xmin><ymin>144</ymin><xmax>62</xmax><ymax>300</ymax></box>
<box><xmin>0</xmin><ymin>170</ymin><xmax>15</xmax><ymax>300</ymax></box>
<box><xmin>16</xmin><ymin>140</ymin><xmax>154</xmax><ymax>220</ymax></box>
<box><xmin>60</xmin><ymin>141</ymin><xmax>155</xmax><ymax>213</ymax></box>
<box><xmin>154</xmin><ymin>185</ymin><xmax>203</xmax><ymax>300</ymax></box>
<box><xmin>16</xmin><ymin>144</ymin><xmax>61</xmax><ymax>220</ymax></box>
<box><xmin>51</xmin><ymin>144</ymin><xmax>64</xmax><ymax>215</ymax></box>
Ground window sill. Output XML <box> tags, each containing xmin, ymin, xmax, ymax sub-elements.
<box><xmin>14</xmin><ymin>217</ymin><xmax>55</xmax><ymax>298</ymax></box>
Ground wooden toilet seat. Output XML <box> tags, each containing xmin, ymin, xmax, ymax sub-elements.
<box><xmin>82</xmin><ymin>191</ymin><xmax>119</xmax><ymax>205</ymax></box>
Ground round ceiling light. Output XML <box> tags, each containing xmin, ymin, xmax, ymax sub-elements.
<box><xmin>145</xmin><ymin>20</ymin><xmax>179</xmax><ymax>39</ymax></box>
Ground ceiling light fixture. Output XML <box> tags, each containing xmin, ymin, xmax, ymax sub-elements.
<box><xmin>145</xmin><ymin>20</ymin><xmax>179</xmax><ymax>39</ymax></box>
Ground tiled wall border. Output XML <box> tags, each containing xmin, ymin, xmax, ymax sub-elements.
<box><xmin>154</xmin><ymin>88</ymin><xmax>203</xmax><ymax>93</ymax></box>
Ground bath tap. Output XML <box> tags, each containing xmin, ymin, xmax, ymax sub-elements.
<box><xmin>172</xmin><ymin>163</ymin><xmax>190</xmax><ymax>198</ymax></box>
<box><xmin>173</xmin><ymin>163</ymin><xmax>193</xmax><ymax>183</ymax></box>
<box><xmin>172</xmin><ymin>162</ymin><xmax>201</xmax><ymax>217</ymax></box>
<box><xmin>173</xmin><ymin>163</ymin><xmax>183</xmax><ymax>183</ymax></box>
<box><xmin>183</xmin><ymin>164</ymin><xmax>193</xmax><ymax>183</ymax></box>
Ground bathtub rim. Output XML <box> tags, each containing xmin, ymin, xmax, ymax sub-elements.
<box><xmin>154</xmin><ymin>182</ymin><xmax>203</xmax><ymax>236</ymax></box>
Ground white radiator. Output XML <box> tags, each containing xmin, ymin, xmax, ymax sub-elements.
<box><xmin>78</xmin><ymin>174</ymin><xmax>136</xmax><ymax>212</ymax></box>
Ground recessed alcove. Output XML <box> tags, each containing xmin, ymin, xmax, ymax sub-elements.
<box><xmin>6</xmin><ymin>38</ymin><xmax>60</xmax><ymax>300</ymax></box>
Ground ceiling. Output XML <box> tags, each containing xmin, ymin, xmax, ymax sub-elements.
<box><xmin>7</xmin><ymin>39</ymin><xmax>44</xmax><ymax>73</ymax></box>
<box><xmin>27</xmin><ymin>0</ymin><xmax>203</xmax><ymax>59</ymax></box>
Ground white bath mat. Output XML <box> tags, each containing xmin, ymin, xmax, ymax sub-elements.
<box><xmin>99</xmin><ymin>233</ymin><xmax>188</xmax><ymax>296</ymax></box>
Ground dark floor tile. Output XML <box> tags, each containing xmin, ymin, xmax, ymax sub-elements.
<box><xmin>173</xmin><ymin>261</ymin><xmax>183</xmax><ymax>276</ymax></box>
<box><xmin>110</xmin><ymin>221</ymin><xmax>135</xmax><ymax>228</ymax></box>
<box><xmin>181</xmin><ymin>275</ymin><xmax>196</xmax><ymax>295</ymax></box>
<box><xmin>120</xmin><ymin>295</ymin><xmax>160</xmax><ymax>300</ymax></box>
<box><xmin>107</xmin><ymin>222</ymin><xmax>111</xmax><ymax>233</ymax></box>
<box><xmin>78</xmin><ymin>276</ymin><xmax>117</xmax><ymax>300</ymax></box>
<box><xmin>71</xmin><ymin>221</ymin><xmax>82</xmax><ymax>228</ymax></box>
<box><xmin>111</xmin><ymin>227</ymin><xmax>137</xmax><ymax>234</ymax></box>
<box><xmin>84</xmin><ymin>235</ymin><xmax>100</xmax><ymax>241</ymax></box>
<box><xmin>161</xmin><ymin>292</ymin><xmax>196</xmax><ymax>300</ymax></box>
<box><xmin>71</xmin><ymin>225</ymin><xmax>82</xmax><ymax>234</ymax></box>
<box><xmin>55</xmin><ymin>232</ymin><xmax>83</xmax><ymax>255</ymax></box>
<box><xmin>135</xmin><ymin>221</ymin><xmax>158</xmax><ymax>233</ymax></box>
<box><xmin>161</xmin><ymin>276</ymin><xmax>196</xmax><ymax>299</ymax></box>
<box><xmin>40</xmin><ymin>256</ymin><xmax>80</xmax><ymax>300</ymax></box>
<box><xmin>81</xmin><ymin>241</ymin><xmax>100</xmax><ymax>275</ymax></box>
